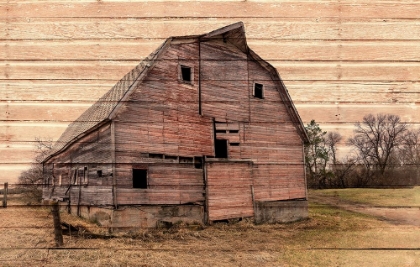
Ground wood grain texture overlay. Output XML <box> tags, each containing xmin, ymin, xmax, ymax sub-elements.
<box><xmin>1</xmin><ymin>0</ymin><xmax>419</xmax><ymax>183</ymax></box>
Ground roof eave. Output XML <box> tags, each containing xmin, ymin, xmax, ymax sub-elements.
<box><xmin>42</xmin><ymin>119</ymin><xmax>111</xmax><ymax>164</ymax></box>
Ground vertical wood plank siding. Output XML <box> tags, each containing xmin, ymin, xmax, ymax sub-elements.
<box><xmin>206</xmin><ymin>162</ymin><xmax>254</xmax><ymax>221</ymax></box>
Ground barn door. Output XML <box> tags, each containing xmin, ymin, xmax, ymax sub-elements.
<box><xmin>205</xmin><ymin>161</ymin><xmax>254</xmax><ymax>221</ymax></box>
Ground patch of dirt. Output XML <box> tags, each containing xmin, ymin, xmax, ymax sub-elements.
<box><xmin>311</xmin><ymin>195</ymin><xmax>420</xmax><ymax>226</ymax></box>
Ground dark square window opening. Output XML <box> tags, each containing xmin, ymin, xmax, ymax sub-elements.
<box><xmin>194</xmin><ymin>157</ymin><xmax>203</xmax><ymax>169</ymax></box>
<box><xmin>215</xmin><ymin>139</ymin><xmax>228</xmax><ymax>158</ymax></box>
<box><xmin>97</xmin><ymin>170</ymin><xmax>103</xmax><ymax>177</ymax></box>
<box><xmin>181</xmin><ymin>65</ymin><xmax>191</xmax><ymax>82</ymax></box>
<box><xmin>133</xmin><ymin>169</ymin><xmax>148</xmax><ymax>189</ymax></box>
<box><xmin>253</xmin><ymin>83</ymin><xmax>264</xmax><ymax>99</ymax></box>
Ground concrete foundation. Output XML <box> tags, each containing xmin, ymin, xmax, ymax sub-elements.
<box><xmin>254</xmin><ymin>199</ymin><xmax>308</xmax><ymax>224</ymax></box>
<box><xmin>46</xmin><ymin>199</ymin><xmax>307</xmax><ymax>230</ymax></box>
<box><xmin>65</xmin><ymin>204</ymin><xmax>205</xmax><ymax>230</ymax></box>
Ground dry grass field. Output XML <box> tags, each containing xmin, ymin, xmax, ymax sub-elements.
<box><xmin>1</xmin><ymin>189</ymin><xmax>419</xmax><ymax>267</ymax></box>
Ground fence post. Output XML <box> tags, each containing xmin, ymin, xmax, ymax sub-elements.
<box><xmin>2</xmin><ymin>183</ymin><xmax>7</xmax><ymax>208</ymax></box>
<box><xmin>51</xmin><ymin>201</ymin><xmax>63</xmax><ymax>247</ymax></box>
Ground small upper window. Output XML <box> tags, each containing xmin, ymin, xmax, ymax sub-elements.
<box><xmin>181</xmin><ymin>65</ymin><xmax>191</xmax><ymax>82</ymax></box>
<box><xmin>179</xmin><ymin>64</ymin><xmax>194</xmax><ymax>84</ymax></box>
<box><xmin>253</xmin><ymin>83</ymin><xmax>264</xmax><ymax>99</ymax></box>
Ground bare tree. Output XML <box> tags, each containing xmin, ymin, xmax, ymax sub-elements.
<box><xmin>325</xmin><ymin>132</ymin><xmax>342</xmax><ymax>165</ymax></box>
<box><xmin>33</xmin><ymin>137</ymin><xmax>54</xmax><ymax>164</ymax></box>
<box><xmin>348</xmin><ymin>114</ymin><xmax>408</xmax><ymax>185</ymax></box>
<box><xmin>18</xmin><ymin>137</ymin><xmax>53</xmax><ymax>203</ymax></box>
<box><xmin>398</xmin><ymin>128</ymin><xmax>420</xmax><ymax>184</ymax></box>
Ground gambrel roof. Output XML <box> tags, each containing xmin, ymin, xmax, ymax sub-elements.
<box><xmin>44</xmin><ymin>22</ymin><xmax>308</xmax><ymax>162</ymax></box>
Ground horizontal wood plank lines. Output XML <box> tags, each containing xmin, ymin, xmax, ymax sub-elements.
<box><xmin>0</xmin><ymin>40</ymin><xmax>160</xmax><ymax>61</ymax></box>
<box><xmin>0</xmin><ymin>122</ymin><xmax>68</xmax><ymax>143</ymax></box>
<box><xmin>1</xmin><ymin>80</ymin><xmax>114</xmax><ymax>101</ymax></box>
<box><xmin>2</xmin><ymin>81</ymin><xmax>419</xmax><ymax>103</ymax></box>
<box><xmin>3</xmin><ymin>61</ymin><xmax>420</xmax><ymax>81</ymax></box>
<box><xmin>1</xmin><ymin>102</ymin><xmax>418</xmax><ymax>123</ymax></box>
<box><xmin>2</xmin><ymin>40</ymin><xmax>420</xmax><ymax>61</ymax></box>
<box><xmin>296</xmin><ymin>103</ymin><xmax>420</xmax><ymax>125</ymax></box>
<box><xmin>0</xmin><ymin>146</ymin><xmax>35</xmax><ymax>164</ymax></box>
<box><xmin>2</xmin><ymin>1</ymin><xmax>420</xmax><ymax>19</ymax></box>
<box><xmin>3</xmin><ymin>19</ymin><xmax>420</xmax><ymax>40</ymax></box>
<box><xmin>286</xmin><ymin>81</ymin><xmax>420</xmax><ymax>104</ymax></box>
<box><xmin>0</xmin><ymin>101</ymin><xmax>92</xmax><ymax>122</ymax></box>
<box><xmin>250</xmin><ymin>41</ymin><xmax>420</xmax><ymax>62</ymax></box>
<box><xmin>0</xmin><ymin>164</ymin><xmax>31</xmax><ymax>184</ymax></box>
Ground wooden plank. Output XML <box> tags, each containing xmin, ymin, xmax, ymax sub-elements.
<box><xmin>0</xmin><ymin>61</ymin><xmax>137</xmax><ymax>80</ymax></box>
<box><xmin>286</xmin><ymin>81</ymin><xmax>420</xmax><ymax>104</ymax></box>
<box><xmin>3</xmin><ymin>19</ymin><xmax>420</xmax><ymax>41</ymax></box>
<box><xmin>0</xmin><ymin>122</ymin><xmax>67</xmax><ymax>142</ymax></box>
<box><xmin>296</xmin><ymin>103</ymin><xmax>420</xmax><ymax>124</ymax></box>
<box><xmin>1</xmin><ymin>80</ymin><xmax>113</xmax><ymax>101</ymax></box>
<box><xmin>0</xmin><ymin>147</ymin><xmax>35</xmax><ymax>164</ymax></box>
<box><xmin>2</xmin><ymin>2</ymin><xmax>420</xmax><ymax>19</ymax></box>
<box><xmin>4</xmin><ymin>40</ymin><xmax>420</xmax><ymax>62</ymax></box>
<box><xmin>3</xmin><ymin>80</ymin><xmax>419</xmax><ymax>103</ymax></box>
<box><xmin>3</xmin><ymin>61</ymin><xmax>420</xmax><ymax>81</ymax></box>
<box><xmin>0</xmin><ymin>106</ymin><xmax>420</xmax><ymax>143</ymax></box>
<box><xmin>0</xmin><ymin>40</ymin><xmax>159</xmax><ymax>61</ymax></box>
<box><xmin>0</xmin><ymin>102</ymin><xmax>91</xmax><ymax>122</ymax></box>
<box><xmin>250</xmin><ymin>41</ymin><xmax>420</xmax><ymax>61</ymax></box>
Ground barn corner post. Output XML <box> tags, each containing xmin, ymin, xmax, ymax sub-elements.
<box><xmin>302</xmin><ymin>145</ymin><xmax>308</xmax><ymax>200</ymax></box>
<box><xmin>111</xmin><ymin>121</ymin><xmax>118</xmax><ymax>210</ymax></box>
<box><xmin>51</xmin><ymin>200</ymin><xmax>63</xmax><ymax>247</ymax></box>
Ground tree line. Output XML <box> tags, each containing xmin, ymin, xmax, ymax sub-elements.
<box><xmin>305</xmin><ymin>113</ymin><xmax>420</xmax><ymax>189</ymax></box>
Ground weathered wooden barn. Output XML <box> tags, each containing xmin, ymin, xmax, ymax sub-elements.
<box><xmin>42</xmin><ymin>22</ymin><xmax>309</xmax><ymax>229</ymax></box>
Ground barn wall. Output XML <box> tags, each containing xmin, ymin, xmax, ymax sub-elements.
<box><xmin>203</xmin><ymin>45</ymin><xmax>306</xmax><ymax>211</ymax></box>
<box><xmin>110</xmin><ymin>41</ymin><xmax>211</xmax><ymax>205</ymax></box>
<box><xmin>3</xmin><ymin>1</ymin><xmax>419</xmax><ymax>184</ymax></box>
<box><xmin>200</xmin><ymin>39</ymin><xmax>249</xmax><ymax>122</ymax></box>
<box><xmin>114</xmin><ymin>41</ymin><xmax>213</xmax><ymax>160</ymax></box>
<box><xmin>43</xmin><ymin>123</ymin><xmax>113</xmax><ymax>203</ymax></box>
<box><xmin>115</xmin><ymin>163</ymin><xmax>205</xmax><ymax>205</ymax></box>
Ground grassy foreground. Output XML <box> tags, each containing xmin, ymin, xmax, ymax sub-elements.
<box><xmin>0</xmin><ymin>190</ymin><xmax>419</xmax><ymax>266</ymax></box>
<box><xmin>310</xmin><ymin>186</ymin><xmax>420</xmax><ymax>207</ymax></box>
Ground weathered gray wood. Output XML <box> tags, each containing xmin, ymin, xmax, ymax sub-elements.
<box><xmin>51</xmin><ymin>201</ymin><xmax>63</xmax><ymax>247</ymax></box>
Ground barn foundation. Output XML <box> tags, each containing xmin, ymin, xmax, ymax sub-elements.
<box><xmin>65</xmin><ymin>204</ymin><xmax>205</xmax><ymax>230</ymax></box>
<box><xmin>254</xmin><ymin>200</ymin><xmax>308</xmax><ymax>224</ymax></box>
